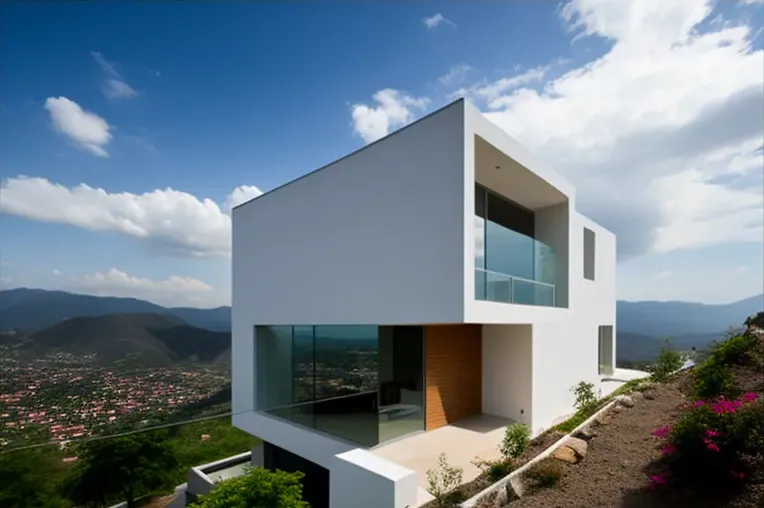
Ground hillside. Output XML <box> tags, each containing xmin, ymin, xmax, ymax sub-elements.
<box><xmin>0</xmin><ymin>288</ymin><xmax>231</xmax><ymax>332</ymax></box>
<box><xmin>21</xmin><ymin>313</ymin><xmax>231</xmax><ymax>366</ymax></box>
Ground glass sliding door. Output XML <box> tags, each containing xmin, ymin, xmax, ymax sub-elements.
<box><xmin>378</xmin><ymin>326</ymin><xmax>425</xmax><ymax>443</ymax></box>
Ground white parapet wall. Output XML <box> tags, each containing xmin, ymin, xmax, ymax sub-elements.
<box><xmin>330</xmin><ymin>448</ymin><xmax>419</xmax><ymax>508</ymax></box>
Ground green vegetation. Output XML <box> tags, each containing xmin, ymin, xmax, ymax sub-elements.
<box><xmin>65</xmin><ymin>431</ymin><xmax>178</xmax><ymax>508</ymax></box>
<box><xmin>190</xmin><ymin>467</ymin><xmax>309</xmax><ymax>508</ymax></box>
<box><xmin>500</xmin><ymin>423</ymin><xmax>531</xmax><ymax>460</ymax></box>
<box><xmin>648</xmin><ymin>317</ymin><xmax>764</xmax><ymax>493</ymax></box>
<box><xmin>571</xmin><ymin>381</ymin><xmax>596</xmax><ymax>410</ymax></box>
<box><xmin>0</xmin><ymin>417</ymin><xmax>260</xmax><ymax>508</ymax></box>
<box><xmin>692</xmin><ymin>360</ymin><xmax>735</xmax><ymax>399</ymax></box>
<box><xmin>426</xmin><ymin>453</ymin><xmax>465</xmax><ymax>507</ymax></box>
<box><xmin>0</xmin><ymin>448</ymin><xmax>70</xmax><ymax>508</ymax></box>
<box><xmin>554</xmin><ymin>377</ymin><xmax>651</xmax><ymax>433</ymax></box>
<box><xmin>649</xmin><ymin>339</ymin><xmax>684</xmax><ymax>382</ymax></box>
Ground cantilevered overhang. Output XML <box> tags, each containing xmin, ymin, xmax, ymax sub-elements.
<box><xmin>464</xmin><ymin>100</ymin><xmax>575</xmax><ymax>210</ymax></box>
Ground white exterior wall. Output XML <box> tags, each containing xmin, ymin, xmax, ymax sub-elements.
<box><xmin>481</xmin><ymin>324</ymin><xmax>533</xmax><ymax>426</ymax></box>
<box><xmin>231</xmin><ymin>101</ymin><xmax>467</xmax><ymax>500</ymax></box>
<box><xmin>530</xmin><ymin>211</ymin><xmax>616</xmax><ymax>434</ymax></box>
<box><xmin>330</xmin><ymin>449</ymin><xmax>418</xmax><ymax>508</ymax></box>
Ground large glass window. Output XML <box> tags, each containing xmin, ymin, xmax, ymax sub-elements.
<box><xmin>474</xmin><ymin>184</ymin><xmax>557</xmax><ymax>306</ymax></box>
<box><xmin>255</xmin><ymin>325</ymin><xmax>425</xmax><ymax>447</ymax></box>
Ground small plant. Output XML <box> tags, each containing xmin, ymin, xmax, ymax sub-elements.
<box><xmin>471</xmin><ymin>457</ymin><xmax>514</xmax><ymax>482</ymax></box>
<box><xmin>524</xmin><ymin>458</ymin><xmax>563</xmax><ymax>489</ymax></box>
<box><xmin>500</xmin><ymin>423</ymin><xmax>531</xmax><ymax>459</ymax></box>
<box><xmin>692</xmin><ymin>359</ymin><xmax>736</xmax><ymax>399</ymax></box>
<box><xmin>572</xmin><ymin>381</ymin><xmax>597</xmax><ymax>410</ymax></box>
<box><xmin>650</xmin><ymin>339</ymin><xmax>684</xmax><ymax>382</ymax></box>
<box><xmin>426</xmin><ymin>453</ymin><xmax>464</xmax><ymax>507</ymax></box>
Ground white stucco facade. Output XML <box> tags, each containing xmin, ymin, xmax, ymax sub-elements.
<box><xmin>231</xmin><ymin>99</ymin><xmax>617</xmax><ymax>507</ymax></box>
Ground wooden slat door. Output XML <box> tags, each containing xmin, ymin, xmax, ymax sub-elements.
<box><xmin>425</xmin><ymin>324</ymin><xmax>482</xmax><ymax>430</ymax></box>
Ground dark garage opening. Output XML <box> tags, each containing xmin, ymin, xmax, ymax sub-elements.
<box><xmin>263</xmin><ymin>441</ymin><xmax>330</xmax><ymax>508</ymax></box>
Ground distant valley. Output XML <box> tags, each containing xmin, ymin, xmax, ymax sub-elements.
<box><xmin>0</xmin><ymin>288</ymin><xmax>761</xmax><ymax>365</ymax></box>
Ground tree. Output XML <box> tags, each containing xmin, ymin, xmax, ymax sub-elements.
<box><xmin>0</xmin><ymin>449</ymin><xmax>70</xmax><ymax>508</ymax></box>
<box><xmin>64</xmin><ymin>430</ymin><xmax>178</xmax><ymax>508</ymax></box>
<box><xmin>191</xmin><ymin>467</ymin><xmax>309</xmax><ymax>508</ymax></box>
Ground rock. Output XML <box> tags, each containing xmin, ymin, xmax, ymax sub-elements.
<box><xmin>614</xmin><ymin>405</ymin><xmax>624</xmax><ymax>413</ymax></box>
<box><xmin>644</xmin><ymin>391</ymin><xmax>655</xmax><ymax>400</ymax></box>
<box><xmin>631</xmin><ymin>391</ymin><xmax>645</xmax><ymax>402</ymax></box>
<box><xmin>508</xmin><ymin>475</ymin><xmax>525</xmax><ymax>498</ymax></box>
<box><xmin>564</xmin><ymin>437</ymin><xmax>588</xmax><ymax>459</ymax></box>
<box><xmin>618</xmin><ymin>395</ymin><xmax>635</xmax><ymax>408</ymax></box>
<box><xmin>553</xmin><ymin>445</ymin><xmax>581</xmax><ymax>464</ymax></box>
<box><xmin>574</xmin><ymin>426</ymin><xmax>597</xmax><ymax>440</ymax></box>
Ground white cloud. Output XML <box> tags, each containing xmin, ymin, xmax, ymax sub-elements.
<box><xmin>44</xmin><ymin>97</ymin><xmax>112</xmax><ymax>157</ymax></box>
<box><xmin>225</xmin><ymin>185</ymin><xmax>264</xmax><ymax>212</ymax></box>
<box><xmin>424</xmin><ymin>13</ymin><xmax>454</xmax><ymax>29</ymax></box>
<box><xmin>64</xmin><ymin>268</ymin><xmax>223</xmax><ymax>308</ymax></box>
<box><xmin>91</xmin><ymin>51</ymin><xmax>138</xmax><ymax>100</ymax></box>
<box><xmin>655</xmin><ymin>270</ymin><xmax>673</xmax><ymax>279</ymax></box>
<box><xmin>351</xmin><ymin>89</ymin><xmax>430</xmax><ymax>143</ymax></box>
<box><xmin>0</xmin><ymin>176</ymin><xmax>262</xmax><ymax>258</ymax></box>
<box><xmin>459</xmin><ymin>0</ymin><xmax>764</xmax><ymax>258</ymax></box>
<box><xmin>104</xmin><ymin>78</ymin><xmax>138</xmax><ymax>99</ymax></box>
<box><xmin>439</xmin><ymin>64</ymin><xmax>474</xmax><ymax>87</ymax></box>
<box><xmin>450</xmin><ymin>65</ymin><xmax>550</xmax><ymax>105</ymax></box>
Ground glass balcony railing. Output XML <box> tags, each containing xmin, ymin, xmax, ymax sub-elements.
<box><xmin>475</xmin><ymin>268</ymin><xmax>556</xmax><ymax>307</ymax></box>
<box><xmin>265</xmin><ymin>391</ymin><xmax>379</xmax><ymax>447</ymax></box>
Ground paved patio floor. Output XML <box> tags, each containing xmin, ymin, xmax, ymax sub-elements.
<box><xmin>371</xmin><ymin>414</ymin><xmax>515</xmax><ymax>491</ymax></box>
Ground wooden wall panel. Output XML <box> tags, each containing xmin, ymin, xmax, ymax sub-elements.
<box><xmin>425</xmin><ymin>324</ymin><xmax>482</xmax><ymax>430</ymax></box>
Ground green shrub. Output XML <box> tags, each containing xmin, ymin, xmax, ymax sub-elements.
<box><xmin>712</xmin><ymin>332</ymin><xmax>758</xmax><ymax>365</ymax></box>
<box><xmin>692</xmin><ymin>360</ymin><xmax>736</xmax><ymax>399</ymax></box>
<box><xmin>653</xmin><ymin>394</ymin><xmax>763</xmax><ymax>487</ymax></box>
<box><xmin>650</xmin><ymin>339</ymin><xmax>684</xmax><ymax>382</ymax></box>
<box><xmin>191</xmin><ymin>467</ymin><xmax>308</xmax><ymax>508</ymax></box>
<box><xmin>571</xmin><ymin>381</ymin><xmax>597</xmax><ymax>410</ymax></box>
<box><xmin>524</xmin><ymin>458</ymin><xmax>563</xmax><ymax>489</ymax></box>
<box><xmin>471</xmin><ymin>457</ymin><xmax>514</xmax><ymax>482</ymax></box>
<box><xmin>500</xmin><ymin>423</ymin><xmax>531</xmax><ymax>460</ymax></box>
<box><xmin>426</xmin><ymin>453</ymin><xmax>464</xmax><ymax>507</ymax></box>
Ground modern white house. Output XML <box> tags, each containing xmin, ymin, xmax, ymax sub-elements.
<box><xmin>231</xmin><ymin>98</ymin><xmax>617</xmax><ymax>508</ymax></box>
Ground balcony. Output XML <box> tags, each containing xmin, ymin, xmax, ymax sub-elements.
<box><xmin>475</xmin><ymin>184</ymin><xmax>558</xmax><ymax>308</ymax></box>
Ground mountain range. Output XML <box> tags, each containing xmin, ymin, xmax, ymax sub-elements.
<box><xmin>0</xmin><ymin>288</ymin><xmax>761</xmax><ymax>364</ymax></box>
<box><xmin>5</xmin><ymin>312</ymin><xmax>231</xmax><ymax>367</ymax></box>
<box><xmin>0</xmin><ymin>288</ymin><xmax>231</xmax><ymax>332</ymax></box>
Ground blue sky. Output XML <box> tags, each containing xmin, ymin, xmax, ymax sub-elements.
<box><xmin>1</xmin><ymin>0</ymin><xmax>762</xmax><ymax>308</ymax></box>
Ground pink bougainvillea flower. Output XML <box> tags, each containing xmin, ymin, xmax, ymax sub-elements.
<box><xmin>712</xmin><ymin>400</ymin><xmax>737</xmax><ymax>414</ymax></box>
<box><xmin>730</xmin><ymin>470</ymin><xmax>745</xmax><ymax>480</ymax></box>
<box><xmin>652</xmin><ymin>426</ymin><xmax>671</xmax><ymax>439</ymax></box>
<box><xmin>706</xmin><ymin>442</ymin><xmax>721</xmax><ymax>452</ymax></box>
<box><xmin>705</xmin><ymin>429</ymin><xmax>721</xmax><ymax>438</ymax></box>
<box><xmin>743</xmin><ymin>392</ymin><xmax>758</xmax><ymax>402</ymax></box>
<box><xmin>661</xmin><ymin>444</ymin><xmax>678</xmax><ymax>455</ymax></box>
<box><xmin>650</xmin><ymin>474</ymin><xmax>670</xmax><ymax>485</ymax></box>
<box><xmin>693</xmin><ymin>400</ymin><xmax>706</xmax><ymax>407</ymax></box>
